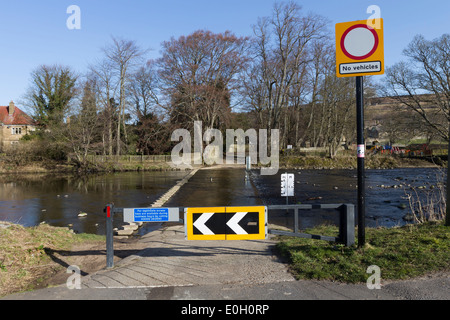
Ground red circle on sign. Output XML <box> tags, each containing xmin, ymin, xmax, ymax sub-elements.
<box><xmin>340</xmin><ymin>24</ymin><xmax>379</xmax><ymax>60</ymax></box>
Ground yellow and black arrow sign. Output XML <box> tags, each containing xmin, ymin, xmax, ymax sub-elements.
<box><xmin>184</xmin><ymin>206</ymin><xmax>267</xmax><ymax>240</ymax></box>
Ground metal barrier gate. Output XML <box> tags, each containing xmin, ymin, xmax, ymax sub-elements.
<box><xmin>266</xmin><ymin>204</ymin><xmax>355</xmax><ymax>246</ymax></box>
<box><xmin>104</xmin><ymin>203</ymin><xmax>355</xmax><ymax>268</ymax></box>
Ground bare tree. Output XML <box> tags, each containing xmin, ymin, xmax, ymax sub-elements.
<box><xmin>128</xmin><ymin>60</ymin><xmax>160</xmax><ymax>120</ymax></box>
<box><xmin>383</xmin><ymin>34</ymin><xmax>450</xmax><ymax>140</ymax></box>
<box><xmin>246</xmin><ymin>1</ymin><xmax>328</xmax><ymax>132</ymax></box>
<box><xmin>88</xmin><ymin>59</ymin><xmax>117</xmax><ymax>155</ymax></box>
<box><xmin>157</xmin><ymin>30</ymin><xmax>249</xmax><ymax>132</ymax></box>
<box><xmin>320</xmin><ymin>75</ymin><xmax>355</xmax><ymax>157</ymax></box>
<box><xmin>128</xmin><ymin>60</ymin><xmax>173</xmax><ymax>155</ymax></box>
<box><xmin>292</xmin><ymin>39</ymin><xmax>332</xmax><ymax>147</ymax></box>
<box><xmin>102</xmin><ymin>37</ymin><xmax>146</xmax><ymax>155</ymax></box>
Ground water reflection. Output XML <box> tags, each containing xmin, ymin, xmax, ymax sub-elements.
<box><xmin>166</xmin><ymin>168</ymin><xmax>263</xmax><ymax>208</ymax></box>
<box><xmin>0</xmin><ymin>171</ymin><xmax>189</xmax><ymax>234</ymax></box>
<box><xmin>0</xmin><ymin>167</ymin><xmax>445</xmax><ymax>235</ymax></box>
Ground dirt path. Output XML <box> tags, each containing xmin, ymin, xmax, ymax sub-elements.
<box><xmin>40</xmin><ymin>236</ymin><xmax>149</xmax><ymax>289</ymax></box>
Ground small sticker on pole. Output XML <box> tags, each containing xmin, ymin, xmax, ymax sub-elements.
<box><xmin>357</xmin><ymin>145</ymin><xmax>365</xmax><ymax>158</ymax></box>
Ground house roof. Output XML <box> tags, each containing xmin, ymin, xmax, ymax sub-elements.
<box><xmin>0</xmin><ymin>105</ymin><xmax>35</xmax><ymax>126</ymax></box>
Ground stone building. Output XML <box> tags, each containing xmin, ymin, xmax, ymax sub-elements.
<box><xmin>0</xmin><ymin>101</ymin><xmax>36</xmax><ymax>151</ymax></box>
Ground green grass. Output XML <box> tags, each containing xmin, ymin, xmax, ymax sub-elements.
<box><xmin>276</xmin><ymin>222</ymin><xmax>450</xmax><ymax>283</ymax></box>
<box><xmin>0</xmin><ymin>223</ymin><xmax>105</xmax><ymax>297</ymax></box>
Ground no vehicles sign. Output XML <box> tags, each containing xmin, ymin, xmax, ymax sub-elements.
<box><xmin>336</xmin><ymin>19</ymin><xmax>384</xmax><ymax>77</ymax></box>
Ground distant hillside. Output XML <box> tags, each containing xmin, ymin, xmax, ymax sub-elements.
<box><xmin>365</xmin><ymin>95</ymin><xmax>445</xmax><ymax>144</ymax></box>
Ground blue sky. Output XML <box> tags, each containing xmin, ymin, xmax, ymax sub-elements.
<box><xmin>1</xmin><ymin>0</ymin><xmax>449</xmax><ymax>106</ymax></box>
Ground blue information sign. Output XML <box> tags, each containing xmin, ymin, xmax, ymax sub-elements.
<box><xmin>123</xmin><ymin>207</ymin><xmax>179</xmax><ymax>223</ymax></box>
<box><xmin>133</xmin><ymin>208</ymin><xmax>169</xmax><ymax>222</ymax></box>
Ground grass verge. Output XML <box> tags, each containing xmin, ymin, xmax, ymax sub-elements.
<box><xmin>278</xmin><ymin>155</ymin><xmax>441</xmax><ymax>169</ymax></box>
<box><xmin>276</xmin><ymin>221</ymin><xmax>449</xmax><ymax>283</ymax></box>
<box><xmin>0</xmin><ymin>222</ymin><xmax>104</xmax><ymax>297</ymax></box>
<box><xmin>0</xmin><ymin>159</ymin><xmax>179</xmax><ymax>174</ymax></box>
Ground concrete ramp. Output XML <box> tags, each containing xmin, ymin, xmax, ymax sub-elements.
<box><xmin>83</xmin><ymin>225</ymin><xmax>294</xmax><ymax>289</ymax></box>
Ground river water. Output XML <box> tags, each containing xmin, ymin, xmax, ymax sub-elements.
<box><xmin>0</xmin><ymin>167</ymin><xmax>445</xmax><ymax>235</ymax></box>
<box><xmin>0</xmin><ymin>171</ymin><xmax>189</xmax><ymax>234</ymax></box>
<box><xmin>250</xmin><ymin>167</ymin><xmax>445</xmax><ymax>229</ymax></box>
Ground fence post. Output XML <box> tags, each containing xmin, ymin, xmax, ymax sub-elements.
<box><xmin>340</xmin><ymin>204</ymin><xmax>355</xmax><ymax>247</ymax></box>
<box><xmin>294</xmin><ymin>207</ymin><xmax>299</xmax><ymax>234</ymax></box>
<box><xmin>105</xmin><ymin>204</ymin><xmax>114</xmax><ymax>269</ymax></box>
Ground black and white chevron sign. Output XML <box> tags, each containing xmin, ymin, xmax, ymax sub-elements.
<box><xmin>185</xmin><ymin>206</ymin><xmax>267</xmax><ymax>240</ymax></box>
<box><xmin>192</xmin><ymin>211</ymin><xmax>260</xmax><ymax>235</ymax></box>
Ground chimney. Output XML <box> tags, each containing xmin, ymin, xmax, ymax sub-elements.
<box><xmin>8</xmin><ymin>101</ymin><xmax>15</xmax><ymax>115</ymax></box>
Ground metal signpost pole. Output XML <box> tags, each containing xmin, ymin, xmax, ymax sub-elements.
<box><xmin>106</xmin><ymin>204</ymin><xmax>114</xmax><ymax>269</ymax></box>
<box><xmin>286</xmin><ymin>172</ymin><xmax>289</xmax><ymax>207</ymax></box>
<box><xmin>356</xmin><ymin>76</ymin><xmax>366</xmax><ymax>247</ymax></box>
<box><xmin>336</xmin><ymin>18</ymin><xmax>384</xmax><ymax>247</ymax></box>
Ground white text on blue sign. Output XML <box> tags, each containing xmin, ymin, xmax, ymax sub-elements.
<box><xmin>134</xmin><ymin>208</ymin><xmax>169</xmax><ymax>222</ymax></box>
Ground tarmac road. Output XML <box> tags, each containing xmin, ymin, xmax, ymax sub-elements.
<box><xmin>3</xmin><ymin>224</ymin><xmax>449</xmax><ymax>301</ymax></box>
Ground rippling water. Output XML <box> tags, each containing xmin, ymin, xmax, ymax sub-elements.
<box><xmin>0</xmin><ymin>167</ymin><xmax>445</xmax><ymax>234</ymax></box>
<box><xmin>249</xmin><ymin>167</ymin><xmax>445</xmax><ymax>228</ymax></box>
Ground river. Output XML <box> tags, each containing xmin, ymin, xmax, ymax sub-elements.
<box><xmin>0</xmin><ymin>171</ymin><xmax>189</xmax><ymax>234</ymax></box>
<box><xmin>0</xmin><ymin>167</ymin><xmax>445</xmax><ymax>234</ymax></box>
<box><xmin>250</xmin><ymin>167</ymin><xmax>445</xmax><ymax>228</ymax></box>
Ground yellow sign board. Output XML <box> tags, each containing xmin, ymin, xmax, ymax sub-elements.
<box><xmin>336</xmin><ymin>19</ymin><xmax>384</xmax><ymax>77</ymax></box>
<box><xmin>185</xmin><ymin>206</ymin><xmax>267</xmax><ymax>241</ymax></box>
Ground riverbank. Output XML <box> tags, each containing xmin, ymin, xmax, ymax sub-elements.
<box><xmin>0</xmin><ymin>159</ymin><xmax>188</xmax><ymax>174</ymax></box>
<box><xmin>278</xmin><ymin>155</ymin><xmax>444</xmax><ymax>170</ymax></box>
<box><xmin>276</xmin><ymin>221</ymin><xmax>449</xmax><ymax>283</ymax></box>
<box><xmin>1</xmin><ymin>218</ymin><xmax>448</xmax><ymax>298</ymax></box>
<box><xmin>0</xmin><ymin>222</ymin><xmax>148</xmax><ymax>297</ymax></box>
<box><xmin>0</xmin><ymin>154</ymin><xmax>443</xmax><ymax>174</ymax></box>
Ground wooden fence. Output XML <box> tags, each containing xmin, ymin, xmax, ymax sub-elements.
<box><xmin>69</xmin><ymin>154</ymin><xmax>204</xmax><ymax>164</ymax></box>
<box><xmin>69</xmin><ymin>155</ymin><xmax>173</xmax><ymax>163</ymax></box>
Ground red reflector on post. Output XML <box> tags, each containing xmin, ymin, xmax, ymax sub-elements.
<box><xmin>107</xmin><ymin>206</ymin><xmax>111</xmax><ymax>218</ymax></box>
